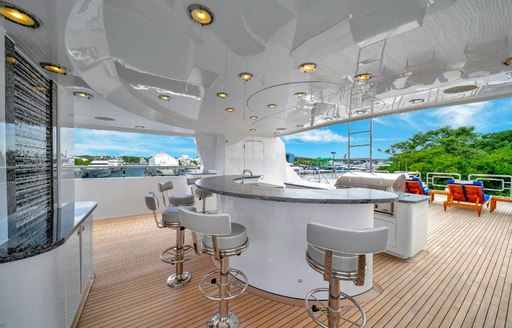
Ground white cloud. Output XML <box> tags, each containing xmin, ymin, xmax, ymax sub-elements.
<box><xmin>282</xmin><ymin>129</ymin><xmax>347</xmax><ymax>143</ymax></box>
<box><xmin>74</xmin><ymin>128</ymin><xmax>197</xmax><ymax>156</ymax></box>
<box><xmin>429</xmin><ymin>101</ymin><xmax>490</xmax><ymax>128</ymax></box>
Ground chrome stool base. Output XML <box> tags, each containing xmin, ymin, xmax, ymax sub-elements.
<box><xmin>305</xmin><ymin>288</ymin><xmax>366</xmax><ymax>328</ymax></box>
<box><xmin>199</xmin><ymin>268</ymin><xmax>248</xmax><ymax>301</ymax></box>
<box><xmin>207</xmin><ymin>312</ymin><xmax>239</xmax><ymax>328</ymax></box>
<box><xmin>167</xmin><ymin>271</ymin><xmax>192</xmax><ymax>288</ymax></box>
<box><xmin>160</xmin><ymin>244</ymin><xmax>194</xmax><ymax>264</ymax></box>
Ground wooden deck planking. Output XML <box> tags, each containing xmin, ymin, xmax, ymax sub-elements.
<box><xmin>77</xmin><ymin>200</ymin><xmax>512</xmax><ymax>328</ymax></box>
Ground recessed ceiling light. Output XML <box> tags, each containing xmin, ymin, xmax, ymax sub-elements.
<box><xmin>5</xmin><ymin>56</ymin><xmax>16</xmax><ymax>64</ymax></box>
<box><xmin>355</xmin><ymin>73</ymin><xmax>372</xmax><ymax>82</ymax></box>
<box><xmin>188</xmin><ymin>4</ymin><xmax>213</xmax><ymax>26</ymax></box>
<box><xmin>239</xmin><ymin>72</ymin><xmax>254</xmax><ymax>82</ymax></box>
<box><xmin>298</xmin><ymin>63</ymin><xmax>317</xmax><ymax>73</ymax></box>
<box><xmin>443</xmin><ymin>85</ymin><xmax>478</xmax><ymax>94</ymax></box>
<box><xmin>0</xmin><ymin>3</ymin><xmax>40</xmax><ymax>28</ymax></box>
<box><xmin>294</xmin><ymin>92</ymin><xmax>307</xmax><ymax>99</ymax></box>
<box><xmin>276</xmin><ymin>127</ymin><xmax>287</xmax><ymax>131</ymax></box>
<box><xmin>35</xmin><ymin>86</ymin><xmax>46</xmax><ymax>92</ymax></box>
<box><xmin>409</xmin><ymin>98</ymin><xmax>424</xmax><ymax>104</ymax></box>
<box><xmin>216</xmin><ymin>92</ymin><xmax>228</xmax><ymax>99</ymax></box>
<box><xmin>73</xmin><ymin>91</ymin><xmax>93</xmax><ymax>99</ymax></box>
<box><xmin>502</xmin><ymin>57</ymin><xmax>512</xmax><ymax>66</ymax></box>
<box><xmin>40</xmin><ymin>62</ymin><xmax>67</xmax><ymax>75</ymax></box>
<box><xmin>225</xmin><ymin>107</ymin><xmax>235</xmax><ymax>113</ymax></box>
<box><xmin>267</xmin><ymin>103</ymin><xmax>278</xmax><ymax>109</ymax></box>
<box><xmin>94</xmin><ymin>116</ymin><xmax>115</xmax><ymax>121</ymax></box>
<box><xmin>249</xmin><ymin>128</ymin><xmax>256</xmax><ymax>132</ymax></box>
<box><xmin>135</xmin><ymin>125</ymin><xmax>145</xmax><ymax>129</ymax></box>
<box><xmin>274</xmin><ymin>131</ymin><xmax>281</xmax><ymax>136</ymax></box>
<box><xmin>249</xmin><ymin>115</ymin><xmax>258</xmax><ymax>120</ymax></box>
<box><xmin>159</xmin><ymin>94</ymin><xmax>171</xmax><ymax>101</ymax></box>
<box><xmin>296</xmin><ymin>124</ymin><xmax>304</xmax><ymax>128</ymax></box>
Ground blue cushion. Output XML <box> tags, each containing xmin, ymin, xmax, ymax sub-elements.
<box><xmin>407</xmin><ymin>177</ymin><xmax>429</xmax><ymax>195</ymax></box>
<box><xmin>447</xmin><ymin>179</ymin><xmax>489</xmax><ymax>202</ymax></box>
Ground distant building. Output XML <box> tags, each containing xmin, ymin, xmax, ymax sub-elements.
<box><xmin>285</xmin><ymin>153</ymin><xmax>295</xmax><ymax>163</ymax></box>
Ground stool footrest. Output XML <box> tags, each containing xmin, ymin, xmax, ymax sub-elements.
<box><xmin>305</xmin><ymin>288</ymin><xmax>366</xmax><ymax>328</ymax></box>
<box><xmin>160</xmin><ymin>245</ymin><xmax>194</xmax><ymax>264</ymax></box>
<box><xmin>167</xmin><ymin>272</ymin><xmax>192</xmax><ymax>288</ymax></box>
<box><xmin>199</xmin><ymin>268</ymin><xmax>248</xmax><ymax>301</ymax></box>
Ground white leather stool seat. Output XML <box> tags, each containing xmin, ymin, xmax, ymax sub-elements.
<box><xmin>202</xmin><ymin>223</ymin><xmax>248</xmax><ymax>251</ymax></box>
<box><xmin>162</xmin><ymin>206</ymin><xmax>196</xmax><ymax>224</ymax></box>
<box><xmin>307</xmin><ymin>244</ymin><xmax>358</xmax><ymax>274</ymax></box>
<box><xmin>170</xmin><ymin>194</ymin><xmax>195</xmax><ymax>206</ymax></box>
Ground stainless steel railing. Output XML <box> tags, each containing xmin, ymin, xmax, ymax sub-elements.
<box><xmin>71</xmin><ymin>165</ymin><xmax>202</xmax><ymax>179</ymax></box>
<box><xmin>426</xmin><ymin>172</ymin><xmax>462</xmax><ymax>189</ymax></box>
<box><xmin>425</xmin><ymin>172</ymin><xmax>511</xmax><ymax>196</ymax></box>
<box><xmin>468</xmin><ymin>174</ymin><xmax>512</xmax><ymax>197</ymax></box>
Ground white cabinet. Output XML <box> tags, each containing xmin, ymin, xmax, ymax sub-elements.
<box><xmin>65</xmin><ymin>229</ymin><xmax>81</xmax><ymax>328</ymax></box>
<box><xmin>374</xmin><ymin>200</ymin><xmax>428</xmax><ymax>259</ymax></box>
<box><xmin>65</xmin><ymin>213</ymin><xmax>94</xmax><ymax>327</ymax></box>
<box><xmin>80</xmin><ymin>216</ymin><xmax>94</xmax><ymax>294</ymax></box>
<box><xmin>0</xmin><ymin>207</ymin><xmax>95</xmax><ymax>328</ymax></box>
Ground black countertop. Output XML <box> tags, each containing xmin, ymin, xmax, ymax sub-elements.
<box><xmin>0</xmin><ymin>202</ymin><xmax>97</xmax><ymax>264</ymax></box>
<box><xmin>196</xmin><ymin>175</ymin><xmax>398</xmax><ymax>204</ymax></box>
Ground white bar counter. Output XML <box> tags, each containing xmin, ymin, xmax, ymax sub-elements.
<box><xmin>196</xmin><ymin>176</ymin><xmax>398</xmax><ymax>299</ymax></box>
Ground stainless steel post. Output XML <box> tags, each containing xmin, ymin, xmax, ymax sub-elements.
<box><xmin>328</xmin><ymin>278</ymin><xmax>341</xmax><ymax>328</ymax></box>
<box><xmin>175</xmin><ymin>227</ymin><xmax>184</xmax><ymax>276</ymax></box>
<box><xmin>219</xmin><ymin>256</ymin><xmax>229</xmax><ymax>319</ymax></box>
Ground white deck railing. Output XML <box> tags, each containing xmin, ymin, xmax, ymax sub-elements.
<box><xmin>468</xmin><ymin>174</ymin><xmax>512</xmax><ymax>197</ymax></box>
<box><xmin>425</xmin><ymin>172</ymin><xmax>512</xmax><ymax>196</ymax></box>
<box><xmin>426</xmin><ymin>172</ymin><xmax>462</xmax><ymax>189</ymax></box>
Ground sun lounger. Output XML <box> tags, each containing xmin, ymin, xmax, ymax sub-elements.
<box><xmin>405</xmin><ymin>177</ymin><xmax>430</xmax><ymax>195</ymax></box>
<box><xmin>443</xmin><ymin>180</ymin><xmax>490</xmax><ymax>217</ymax></box>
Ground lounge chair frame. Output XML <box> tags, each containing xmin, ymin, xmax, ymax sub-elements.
<box><xmin>443</xmin><ymin>183</ymin><xmax>489</xmax><ymax>217</ymax></box>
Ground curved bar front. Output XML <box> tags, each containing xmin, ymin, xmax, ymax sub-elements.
<box><xmin>196</xmin><ymin>176</ymin><xmax>399</xmax><ymax>299</ymax></box>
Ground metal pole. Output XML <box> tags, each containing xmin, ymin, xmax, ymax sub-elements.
<box><xmin>327</xmin><ymin>277</ymin><xmax>341</xmax><ymax>327</ymax></box>
<box><xmin>175</xmin><ymin>227</ymin><xmax>184</xmax><ymax>277</ymax></box>
<box><xmin>370</xmin><ymin>119</ymin><xmax>373</xmax><ymax>172</ymax></box>
<box><xmin>348</xmin><ymin>123</ymin><xmax>351</xmax><ymax>170</ymax></box>
<box><xmin>219</xmin><ymin>257</ymin><xmax>230</xmax><ymax>320</ymax></box>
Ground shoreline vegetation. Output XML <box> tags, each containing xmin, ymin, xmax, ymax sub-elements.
<box><xmin>293</xmin><ymin>126</ymin><xmax>512</xmax><ymax>179</ymax></box>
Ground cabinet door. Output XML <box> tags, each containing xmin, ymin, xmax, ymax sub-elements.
<box><xmin>81</xmin><ymin>216</ymin><xmax>93</xmax><ymax>293</ymax></box>
<box><xmin>65</xmin><ymin>229</ymin><xmax>81</xmax><ymax>327</ymax></box>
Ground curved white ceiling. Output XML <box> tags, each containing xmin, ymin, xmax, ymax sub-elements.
<box><xmin>64</xmin><ymin>0</ymin><xmax>512</xmax><ymax>137</ymax></box>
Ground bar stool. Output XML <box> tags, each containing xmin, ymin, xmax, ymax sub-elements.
<box><xmin>187</xmin><ymin>177</ymin><xmax>213</xmax><ymax>213</ymax></box>
<box><xmin>158</xmin><ymin>181</ymin><xmax>195</xmax><ymax>207</ymax></box>
<box><xmin>145</xmin><ymin>192</ymin><xmax>196</xmax><ymax>287</ymax></box>
<box><xmin>305</xmin><ymin>222</ymin><xmax>388</xmax><ymax>328</ymax></box>
<box><xmin>179</xmin><ymin>209</ymin><xmax>249</xmax><ymax>328</ymax></box>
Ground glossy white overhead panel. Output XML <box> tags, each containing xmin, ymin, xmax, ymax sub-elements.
<box><xmin>349</xmin><ymin>0</ymin><xmax>428</xmax><ymax>46</ymax></box>
<box><xmin>57</xmin><ymin>0</ymin><xmax>512</xmax><ymax>137</ymax></box>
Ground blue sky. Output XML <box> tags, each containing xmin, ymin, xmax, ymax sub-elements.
<box><xmin>283</xmin><ymin>97</ymin><xmax>512</xmax><ymax>159</ymax></box>
<box><xmin>74</xmin><ymin>129</ymin><xmax>198</xmax><ymax>157</ymax></box>
<box><xmin>75</xmin><ymin>97</ymin><xmax>512</xmax><ymax>159</ymax></box>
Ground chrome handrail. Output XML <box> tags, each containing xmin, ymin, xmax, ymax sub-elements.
<box><xmin>72</xmin><ymin>165</ymin><xmax>201</xmax><ymax>178</ymax></box>
<box><xmin>468</xmin><ymin>174</ymin><xmax>512</xmax><ymax>197</ymax></box>
<box><xmin>426</xmin><ymin>172</ymin><xmax>461</xmax><ymax>189</ymax></box>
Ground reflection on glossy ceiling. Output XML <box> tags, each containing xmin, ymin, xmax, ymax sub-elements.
<box><xmin>53</xmin><ymin>0</ymin><xmax>512</xmax><ymax>136</ymax></box>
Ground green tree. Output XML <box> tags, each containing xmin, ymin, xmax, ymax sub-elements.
<box><xmin>380</xmin><ymin>126</ymin><xmax>512</xmax><ymax>181</ymax></box>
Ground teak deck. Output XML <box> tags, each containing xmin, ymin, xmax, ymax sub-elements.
<box><xmin>77</xmin><ymin>198</ymin><xmax>512</xmax><ymax>328</ymax></box>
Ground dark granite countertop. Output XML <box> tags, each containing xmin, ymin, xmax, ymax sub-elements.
<box><xmin>196</xmin><ymin>175</ymin><xmax>398</xmax><ymax>204</ymax></box>
<box><xmin>0</xmin><ymin>202</ymin><xmax>97</xmax><ymax>264</ymax></box>
<box><xmin>398</xmin><ymin>194</ymin><xmax>430</xmax><ymax>203</ymax></box>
